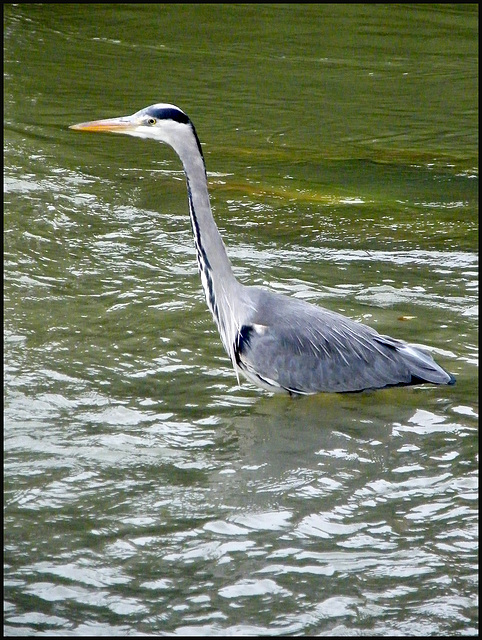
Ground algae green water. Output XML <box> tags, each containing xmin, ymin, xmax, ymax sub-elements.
<box><xmin>4</xmin><ymin>4</ymin><xmax>478</xmax><ymax>635</ymax></box>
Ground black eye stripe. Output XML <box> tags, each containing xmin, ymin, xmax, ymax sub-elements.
<box><xmin>147</xmin><ymin>107</ymin><xmax>190</xmax><ymax>125</ymax></box>
<box><xmin>142</xmin><ymin>105</ymin><xmax>203</xmax><ymax>161</ymax></box>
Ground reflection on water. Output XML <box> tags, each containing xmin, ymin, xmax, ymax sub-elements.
<box><xmin>4</xmin><ymin>3</ymin><xmax>478</xmax><ymax>636</ymax></box>
<box><xmin>5</xmin><ymin>382</ymin><xmax>478</xmax><ymax>635</ymax></box>
<box><xmin>5</xmin><ymin>370</ymin><xmax>478</xmax><ymax>634</ymax></box>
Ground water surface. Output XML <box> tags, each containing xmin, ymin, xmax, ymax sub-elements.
<box><xmin>4</xmin><ymin>4</ymin><xmax>478</xmax><ymax>636</ymax></box>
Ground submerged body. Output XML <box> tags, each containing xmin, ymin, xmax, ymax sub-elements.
<box><xmin>71</xmin><ymin>103</ymin><xmax>455</xmax><ymax>395</ymax></box>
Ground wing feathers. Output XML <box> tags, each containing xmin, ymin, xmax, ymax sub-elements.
<box><xmin>233</xmin><ymin>289</ymin><xmax>454</xmax><ymax>394</ymax></box>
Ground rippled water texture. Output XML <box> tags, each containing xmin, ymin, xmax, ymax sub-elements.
<box><xmin>4</xmin><ymin>4</ymin><xmax>478</xmax><ymax>636</ymax></box>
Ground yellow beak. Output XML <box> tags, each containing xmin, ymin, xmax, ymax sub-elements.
<box><xmin>70</xmin><ymin>116</ymin><xmax>135</xmax><ymax>133</ymax></box>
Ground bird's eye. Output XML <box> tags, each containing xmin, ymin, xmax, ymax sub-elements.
<box><xmin>147</xmin><ymin>117</ymin><xmax>156</xmax><ymax>125</ymax></box>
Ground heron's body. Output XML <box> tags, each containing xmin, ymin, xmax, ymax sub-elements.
<box><xmin>71</xmin><ymin>104</ymin><xmax>455</xmax><ymax>395</ymax></box>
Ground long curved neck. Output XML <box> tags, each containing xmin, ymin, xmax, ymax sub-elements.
<box><xmin>165</xmin><ymin>123</ymin><xmax>243</xmax><ymax>362</ymax></box>
<box><xmin>182</xmin><ymin>136</ymin><xmax>235</xmax><ymax>288</ymax></box>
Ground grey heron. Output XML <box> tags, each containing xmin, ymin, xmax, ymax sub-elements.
<box><xmin>70</xmin><ymin>103</ymin><xmax>456</xmax><ymax>396</ymax></box>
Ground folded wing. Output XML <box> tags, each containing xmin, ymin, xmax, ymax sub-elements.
<box><xmin>234</xmin><ymin>289</ymin><xmax>454</xmax><ymax>395</ymax></box>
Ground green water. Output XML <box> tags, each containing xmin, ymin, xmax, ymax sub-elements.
<box><xmin>4</xmin><ymin>4</ymin><xmax>478</xmax><ymax>636</ymax></box>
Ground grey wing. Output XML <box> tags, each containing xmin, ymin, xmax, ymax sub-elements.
<box><xmin>234</xmin><ymin>292</ymin><xmax>454</xmax><ymax>394</ymax></box>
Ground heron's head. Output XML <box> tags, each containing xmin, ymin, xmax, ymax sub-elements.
<box><xmin>70</xmin><ymin>103</ymin><xmax>197</xmax><ymax>152</ymax></box>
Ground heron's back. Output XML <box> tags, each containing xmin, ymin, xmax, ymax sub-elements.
<box><xmin>234</xmin><ymin>287</ymin><xmax>455</xmax><ymax>395</ymax></box>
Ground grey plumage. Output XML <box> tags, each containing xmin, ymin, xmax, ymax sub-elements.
<box><xmin>71</xmin><ymin>103</ymin><xmax>455</xmax><ymax>396</ymax></box>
